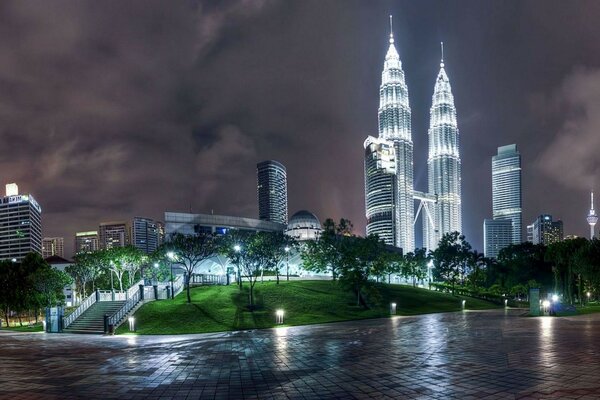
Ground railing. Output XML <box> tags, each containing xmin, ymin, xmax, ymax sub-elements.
<box><xmin>108</xmin><ymin>287</ymin><xmax>142</xmax><ymax>328</ymax></box>
<box><xmin>98</xmin><ymin>290</ymin><xmax>127</xmax><ymax>301</ymax></box>
<box><xmin>143</xmin><ymin>286</ymin><xmax>155</xmax><ymax>301</ymax></box>
<box><xmin>128</xmin><ymin>279</ymin><xmax>144</xmax><ymax>299</ymax></box>
<box><xmin>190</xmin><ymin>274</ymin><xmax>227</xmax><ymax>285</ymax></box>
<box><xmin>172</xmin><ymin>275</ymin><xmax>184</xmax><ymax>297</ymax></box>
<box><xmin>63</xmin><ymin>291</ymin><xmax>96</xmax><ymax>329</ymax></box>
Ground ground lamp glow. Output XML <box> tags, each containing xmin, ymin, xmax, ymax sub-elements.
<box><xmin>461</xmin><ymin>300</ymin><xmax>466</xmax><ymax>309</ymax></box>
<box><xmin>552</xmin><ymin>294</ymin><xmax>559</xmax><ymax>303</ymax></box>
<box><xmin>276</xmin><ymin>309</ymin><xmax>284</xmax><ymax>325</ymax></box>
<box><xmin>128</xmin><ymin>317</ymin><xmax>135</xmax><ymax>332</ymax></box>
<box><xmin>390</xmin><ymin>302</ymin><xmax>397</xmax><ymax>315</ymax></box>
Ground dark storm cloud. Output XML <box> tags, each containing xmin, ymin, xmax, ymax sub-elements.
<box><xmin>1</xmin><ymin>0</ymin><xmax>600</xmax><ymax>255</ymax></box>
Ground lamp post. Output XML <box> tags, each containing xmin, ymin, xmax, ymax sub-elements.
<box><xmin>167</xmin><ymin>251</ymin><xmax>175</xmax><ymax>299</ymax></box>
<box><xmin>234</xmin><ymin>244</ymin><xmax>241</xmax><ymax>288</ymax></box>
<box><xmin>285</xmin><ymin>246</ymin><xmax>290</xmax><ymax>281</ymax></box>
<box><xmin>109</xmin><ymin>260</ymin><xmax>114</xmax><ymax>291</ymax></box>
<box><xmin>427</xmin><ymin>260</ymin><xmax>433</xmax><ymax>290</ymax></box>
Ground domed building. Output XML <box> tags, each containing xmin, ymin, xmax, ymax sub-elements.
<box><xmin>285</xmin><ymin>210</ymin><xmax>322</xmax><ymax>241</ymax></box>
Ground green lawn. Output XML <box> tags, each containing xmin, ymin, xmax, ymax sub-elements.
<box><xmin>576</xmin><ymin>305</ymin><xmax>600</xmax><ymax>315</ymax></box>
<box><xmin>117</xmin><ymin>281</ymin><xmax>499</xmax><ymax>335</ymax></box>
<box><xmin>2</xmin><ymin>323</ymin><xmax>44</xmax><ymax>332</ymax></box>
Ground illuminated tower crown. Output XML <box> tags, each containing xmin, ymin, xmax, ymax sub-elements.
<box><xmin>587</xmin><ymin>191</ymin><xmax>598</xmax><ymax>239</ymax></box>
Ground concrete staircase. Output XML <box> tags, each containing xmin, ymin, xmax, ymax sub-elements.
<box><xmin>63</xmin><ymin>301</ymin><xmax>126</xmax><ymax>334</ymax></box>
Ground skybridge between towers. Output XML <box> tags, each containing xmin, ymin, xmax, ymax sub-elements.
<box><xmin>414</xmin><ymin>191</ymin><xmax>437</xmax><ymax>234</ymax></box>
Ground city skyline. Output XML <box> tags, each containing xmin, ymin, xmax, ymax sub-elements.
<box><xmin>2</xmin><ymin>2</ymin><xmax>599</xmax><ymax>255</ymax></box>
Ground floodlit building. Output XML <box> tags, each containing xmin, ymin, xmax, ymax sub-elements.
<box><xmin>98</xmin><ymin>221</ymin><xmax>130</xmax><ymax>250</ymax></box>
<box><xmin>257</xmin><ymin>160</ymin><xmax>288</xmax><ymax>225</ymax></box>
<box><xmin>132</xmin><ymin>217</ymin><xmax>164</xmax><ymax>254</ymax></box>
<box><xmin>364</xmin><ymin>16</ymin><xmax>414</xmax><ymax>251</ymax></box>
<box><xmin>42</xmin><ymin>237</ymin><xmax>64</xmax><ymax>258</ymax></box>
<box><xmin>492</xmin><ymin>144</ymin><xmax>522</xmax><ymax>244</ymax></box>
<box><xmin>424</xmin><ymin>44</ymin><xmax>461</xmax><ymax>250</ymax></box>
<box><xmin>527</xmin><ymin>214</ymin><xmax>563</xmax><ymax>245</ymax></box>
<box><xmin>165</xmin><ymin>212</ymin><xmax>285</xmax><ymax>238</ymax></box>
<box><xmin>285</xmin><ymin>210</ymin><xmax>322</xmax><ymax>241</ymax></box>
<box><xmin>0</xmin><ymin>183</ymin><xmax>42</xmax><ymax>261</ymax></box>
<box><xmin>75</xmin><ymin>231</ymin><xmax>99</xmax><ymax>253</ymax></box>
<box><xmin>483</xmin><ymin>218</ymin><xmax>513</xmax><ymax>258</ymax></box>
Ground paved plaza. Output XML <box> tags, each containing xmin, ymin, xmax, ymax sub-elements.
<box><xmin>2</xmin><ymin>309</ymin><xmax>600</xmax><ymax>399</ymax></box>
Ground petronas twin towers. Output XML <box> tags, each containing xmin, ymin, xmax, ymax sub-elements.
<box><xmin>364</xmin><ymin>17</ymin><xmax>461</xmax><ymax>252</ymax></box>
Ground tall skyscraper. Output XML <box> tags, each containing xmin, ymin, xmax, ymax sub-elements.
<box><xmin>492</xmin><ymin>144</ymin><xmax>522</xmax><ymax>244</ymax></box>
<box><xmin>364</xmin><ymin>16</ymin><xmax>414</xmax><ymax>251</ymax></box>
<box><xmin>257</xmin><ymin>160</ymin><xmax>288</xmax><ymax>224</ymax></box>
<box><xmin>75</xmin><ymin>231</ymin><xmax>99</xmax><ymax>253</ymax></box>
<box><xmin>364</xmin><ymin>137</ymin><xmax>397</xmax><ymax>245</ymax></box>
<box><xmin>42</xmin><ymin>237</ymin><xmax>64</xmax><ymax>258</ymax></box>
<box><xmin>424</xmin><ymin>44</ymin><xmax>461</xmax><ymax>250</ymax></box>
<box><xmin>98</xmin><ymin>221</ymin><xmax>130</xmax><ymax>250</ymax></box>
<box><xmin>527</xmin><ymin>214</ymin><xmax>563</xmax><ymax>245</ymax></box>
<box><xmin>132</xmin><ymin>217</ymin><xmax>163</xmax><ymax>254</ymax></box>
<box><xmin>587</xmin><ymin>191</ymin><xmax>597</xmax><ymax>239</ymax></box>
<box><xmin>0</xmin><ymin>183</ymin><xmax>42</xmax><ymax>261</ymax></box>
<box><xmin>483</xmin><ymin>219</ymin><xmax>513</xmax><ymax>258</ymax></box>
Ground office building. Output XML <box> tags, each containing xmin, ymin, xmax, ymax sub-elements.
<box><xmin>0</xmin><ymin>183</ymin><xmax>42</xmax><ymax>261</ymax></box>
<box><xmin>257</xmin><ymin>160</ymin><xmax>288</xmax><ymax>225</ymax></box>
<box><xmin>98</xmin><ymin>221</ymin><xmax>130</xmax><ymax>250</ymax></box>
<box><xmin>42</xmin><ymin>237</ymin><xmax>64</xmax><ymax>258</ymax></box>
<box><xmin>424</xmin><ymin>44</ymin><xmax>461</xmax><ymax>250</ymax></box>
<box><xmin>484</xmin><ymin>219</ymin><xmax>513</xmax><ymax>258</ymax></box>
<box><xmin>527</xmin><ymin>214</ymin><xmax>563</xmax><ymax>245</ymax></box>
<box><xmin>165</xmin><ymin>212</ymin><xmax>285</xmax><ymax>238</ymax></box>
<box><xmin>132</xmin><ymin>217</ymin><xmax>163</xmax><ymax>254</ymax></box>
<box><xmin>75</xmin><ymin>231</ymin><xmax>99</xmax><ymax>253</ymax></box>
<box><xmin>492</xmin><ymin>144</ymin><xmax>522</xmax><ymax>244</ymax></box>
<box><xmin>364</xmin><ymin>17</ymin><xmax>414</xmax><ymax>251</ymax></box>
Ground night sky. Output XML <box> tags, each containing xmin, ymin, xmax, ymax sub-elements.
<box><xmin>2</xmin><ymin>0</ymin><xmax>600</xmax><ymax>256</ymax></box>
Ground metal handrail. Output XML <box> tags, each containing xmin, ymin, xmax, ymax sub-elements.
<box><xmin>172</xmin><ymin>275</ymin><xmax>184</xmax><ymax>296</ymax></box>
<box><xmin>63</xmin><ymin>291</ymin><xmax>96</xmax><ymax>329</ymax></box>
<box><xmin>127</xmin><ymin>279</ymin><xmax>144</xmax><ymax>298</ymax></box>
<box><xmin>108</xmin><ymin>288</ymin><xmax>141</xmax><ymax>327</ymax></box>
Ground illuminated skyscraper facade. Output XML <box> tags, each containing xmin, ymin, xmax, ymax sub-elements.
<box><xmin>492</xmin><ymin>144</ymin><xmax>522</xmax><ymax>244</ymax></box>
<box><xmin>257</xmin><ymin>160</ymin><xmax>288</xmax><ymax>225</ymax></box>
<box><xmin>424</xmin><ymin>47</ymin><xmax>461</xmax><ymax>250</ymax></box>
<box><xmin>364</xmin><ymin>18</ymin><xmax>414</xmax><ymax>251</ymax></box>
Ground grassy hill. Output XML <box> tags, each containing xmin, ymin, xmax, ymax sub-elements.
<box><xmin>117</xmin><ymin>280</ymin><xmax>499</xmax><ymax>335</ymax></box>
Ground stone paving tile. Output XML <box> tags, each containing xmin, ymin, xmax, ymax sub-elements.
<box><xmin>2</xmin><ymin>310</ymin><xmax>600</xmax><ymax>399</ymax></box>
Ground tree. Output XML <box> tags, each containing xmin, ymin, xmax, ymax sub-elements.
<box><xmin>68</xmin><ymin>252</ymin><xmax>104</xmax><ymax>300</ymax></box>
<box><xmin>166</xmin><ymin>233</ymin><xmax>219</xmax><ymax>303</ymax></box>
<box><xmin>302</xmin><ymin>218</ymin><xmax>354</xmax><ymax>280</ymax></box>
<box><xmin>403</xmin><ymin>248</ymin><xmax>429</xmax><ymax>287</ymax></box>
<box><xmin>220</xmin><ymin>230</ymin><xmax>254</xmax><ymax>288</ymax></box>
<box><xmin>31</xmin><ymin>266</ymin><xmax>71</xmax><ymax>307</ymax></box>
<box><xmin>431</xmin><ymin>232</ymin><xmax>472</xmax><ymax>294</ymax></box>
<box><xmin>271</xmin><ymin>233</ymin><xmax>296</xmax><ymax>284</ymax></box>
<box><xmin>546</xmin><ymin>238</ymin><xmax>587</xmax><ymax>304</ymax></box>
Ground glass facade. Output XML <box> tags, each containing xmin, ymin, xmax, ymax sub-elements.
<box><xmin>257</xmin><ymin>160</ymin><xmax>288</xmax><ymax>225</ymax></box>
<box><xmin>483</xmin><ymin>218</ymin><xmax>513</xmax><ymax>258</ymax></box>
<box><xmin>492</xmin><ymin>144</ymin><xmax>522</xmax><ymax>244</ymax></box>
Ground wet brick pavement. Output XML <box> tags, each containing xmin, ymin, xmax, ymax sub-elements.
<box><xmin>2</xmin><ymin>309</ymin><xmax>600</xmax><ymax>399</ymax></box>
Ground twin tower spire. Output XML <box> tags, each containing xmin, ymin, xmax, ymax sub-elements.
<box><xmin>364</xmin><ymin>16</ymin><xmax>462</xmax><ymax>252</ymax></box>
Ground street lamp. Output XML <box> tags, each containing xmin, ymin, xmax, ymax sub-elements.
<box><xmin>285</xmin><ymin>246</ymin><xmax>290</xmax><ymax>281</ymax></box>
<box><xmin>427</xmin><ymin>260</ymin><xmax>433</xmax><ymax>289</ymax></box>
<box><xmin>109</xmin><ymin>260</ymin><xmax>115</xmax><ymax>291</ymax></box>
<box><xmin>167</xmin><ymin>252</ymin><xmax>176</xmax><ymax>299</ymax></box>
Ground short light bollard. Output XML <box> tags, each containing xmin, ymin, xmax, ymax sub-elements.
<box><xmin>275</xmin><ymin>309</ymin><xmax>284</xmax><ymax>325</ymax></box>
<box><xmin>461</xmin><ymin>300</ymin><xmax>466</xmax><ymax>310</ymax></box>
<box><xmin>504</xmin><ymin>299</ymin><xmax>508</xmax><ymax>307</ymax></box>
<box><xmin>42</xmin><ymin>320</ymin><xmax>47</xmax><ymax>332</ymax></box>
<box><xmin>390</xmin><ymin>302</ymin><xmax>397</xmax><ymax>315</ymax></box>
<box><xmin>128</xmin><ymin>317</ymin><xmax>136</xmax><ymax>332</ymax></box>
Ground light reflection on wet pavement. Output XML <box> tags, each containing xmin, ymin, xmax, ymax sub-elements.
<box><xmin>2</xmin><ymin>309</ymin><xmax>600</xmax><ymax>399</ymax></box>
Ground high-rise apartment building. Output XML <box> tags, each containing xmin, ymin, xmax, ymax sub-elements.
<box><xmin>257</xmin><ymin>160</ymin><xmax>288</xmax><ymax>225</ymax></box>
<box><xmin>424</xmin><ymin>45</ymin><xmax>461</xmax><ymax>250</ymax></box>
<box><xmin>75</xmin><ymin>231</ymin><xmax>99</xmax><ymax>253</ymax></box>
<box><xmin>492</xmin><ymin>144</ymin><xmax>522</xmax><ymax>244</ymax></box>
<box><xmin>98</xmin><ymin>221</ymin><xmax>130</xmax><ymax>250</ymax></box>
<box><xmin>364</xmin><ymin>17</ymin><xmax>414</xmax><ymax>251</ymax></box>
<box><xmin>527</xmin><ymin>214</ymin><xmax>563</xmax><ymax>245</ymax></box>
<box><xmin>42</xmin><ymin>237</ymin><xmax>64</xmax><ymax>258</ymax></box>
<box><xmin>0</xmin><ymin>183</ymin><xmax>42</xmax><ymax>261</ymax></box>
<box><xmin>132</xmin><ymin>217</ymin><xmax>164</xmax><ymax>254</ymax></box>
<box><xmin>483</xmin><ymin>219</ymin><xmax>513</xmax><ymax>258</ymax></box>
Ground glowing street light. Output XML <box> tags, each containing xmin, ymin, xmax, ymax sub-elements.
<box><xmin>552</xmin><ymin>294</ymin><xmax>559</xmax><ymax>303</ymax></box>
<box><xmin>461</xmin><ymin>300</ymin><xmax>466</xmax><ymax>310</ymax></box>
<box><xmin>276</xmin><ymin>309</ymin><xmax>284</xmax><ymax>324</ymax></box>
<box><xmin>390</xmin><ymin>302</ymin><xmax>397</xmax><ymax>315</ymax></box>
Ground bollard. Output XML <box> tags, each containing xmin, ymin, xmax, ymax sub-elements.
<box><xmin>103</xmin><ymin>314</ymin><xmax>109</xmax><ymax>334</ymax></box>
<box><xmin>275</xmin><ymin>309</ymin><xmax>284</xmax><ymax>324</ymax></box>
<box><xmin>390</xmin><ymin>302</ymin><xmax>397</xmax><ymax>315</ymax></box>
<box><xmin>461</xmin><ymin>300</ymin><xmax>466</xmax><ymax>310</ymax></box>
